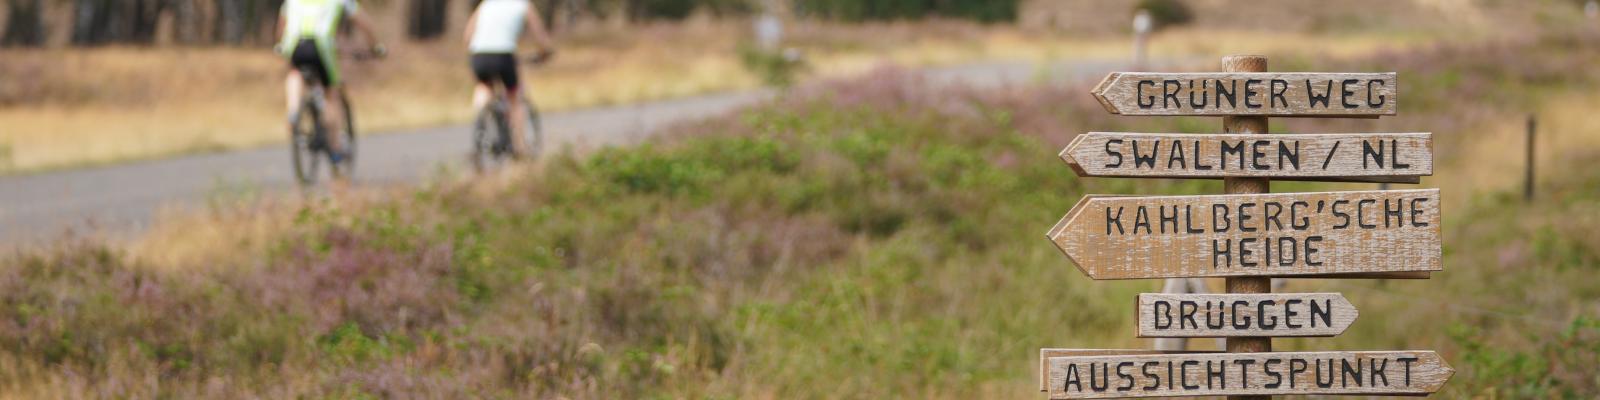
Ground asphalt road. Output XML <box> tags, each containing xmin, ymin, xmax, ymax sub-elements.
<box><xmin>0</xmin><ymin>60</ymin><xmax>1125</xmax><ymax>244</ymax></box>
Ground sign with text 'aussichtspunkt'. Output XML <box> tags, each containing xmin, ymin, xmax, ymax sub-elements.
<box><xmin>1045</xmin><ymin>351</ymin><xmax>1452</xmax><ymax>399</ymax></box>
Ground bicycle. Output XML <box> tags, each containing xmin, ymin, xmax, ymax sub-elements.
<box><xmin>288</xmin><ymin>49</ymin><xmax>382</xmax><ymax>185</ymax></box>
<box><xmin>471</xmin><ymin>54</ymin><xmax>548</xmax><ymax>173</ymax></box>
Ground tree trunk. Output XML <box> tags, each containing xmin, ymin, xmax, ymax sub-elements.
<box><xmin>2</xmin><ymin>0</ymin><xmax>47</xmax><ymax>47</ymax></box>
<box><xmin>408</xmin><ymin>0</ymin><xmax>448</xmax><ymax>40</ymax></box>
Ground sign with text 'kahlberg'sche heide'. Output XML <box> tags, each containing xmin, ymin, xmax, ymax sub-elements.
<box><xmin>1048</xmin><ymin>189</ymin><xmax>1442</xmax><ymax>280</ymax></box>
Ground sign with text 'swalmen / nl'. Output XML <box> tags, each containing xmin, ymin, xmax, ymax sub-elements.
<box><xmin>1061</xmin><ymin>132</ymin><xmax>1432</xmax><ymax>183</ymax></box>
<box><xmin>1035</xmin><ymin>57</ymin><xmax>1452</xmax><ymax>399</ymax></box>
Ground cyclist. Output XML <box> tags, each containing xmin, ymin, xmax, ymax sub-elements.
<box><xmin>276</xmin><ymin>0</ymin><xmax>384</xmax><ymax>171</ymax></box>
<box><xmin>464</xmin><ymin>0</ymin><xmax>557</xmax><ymax>158</ymax></box>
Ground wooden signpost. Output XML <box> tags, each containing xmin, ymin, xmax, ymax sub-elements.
<box><xmin>1048</xmin><ymin>189</ymin><xmax>1442</xmax><ymax>280</ymax></box>
<box><xmin>1046</xmin><ymin>351</ymin><xmax>1453</xmax><ymax>399</ymax></box>
<box><xmin>1136</xmin><ymin>293</ymin><xmax>1357</xmax><ymax>338</ymax></box>
<box><xmin>1090</xmin><ymin>72</ymin><xmax>1397</xmax><ymax>117</ymax></box>
<box><xmin>1061</xmin><ymin>132</ymin><xmax>1432</xmax><ymax>183</ymax></box>
<box><xmin>1036</xmin><ymin>55</ymin><xmax>1453</xmax><ymax>398</ymax></box>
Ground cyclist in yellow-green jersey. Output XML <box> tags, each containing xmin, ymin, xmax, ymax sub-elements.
<box><xmin>276</xmin><ymin>0</ymin><xmax>384</xmax><ymax>167</ymax></box>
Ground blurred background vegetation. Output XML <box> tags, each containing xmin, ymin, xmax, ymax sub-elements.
<box><xmin>3</xmin><ymin>0</ymin><xmax>1600</xmax><ymax>398</ymax></box>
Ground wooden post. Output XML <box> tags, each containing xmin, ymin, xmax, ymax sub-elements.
<box><xmin>1221</xmin><ymin>54</ymin><xmax>1271</xmax><ymax>400</ymax></box>
<box><xmin>1526</xmin><ymin>114</ymin><xmax>1536</xmax><ymax>201</ymax></box>
<box><xmin>1132</xmin><ymin>10</ymin><xmax>1151</xmax><ymax>70</ymax></box>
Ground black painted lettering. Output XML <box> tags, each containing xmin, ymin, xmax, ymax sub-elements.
<box><xmin>1331</xmin><ymin>200</ymin><xmax>1351</xmax><ymax>229</ymax></box>
<box><xmin>1180</xmin><ymin>301</ymin><xmax>1199</xmax><ymax>329</ymax></box>
<box><xmin>1142</xmin><ymin>362</ymin><xmax>1161</xmax><ymax>390</ymax></box>
<box><xmin>1305</xmin><ymin>236</ymin><xmax>1324</xmax><ymax>266</ymax></box>
<box><xmin>1411</xmin><ymin>198</ymin><xmax>1430</xmax><ymax>227</ymax></box>
<box><xmin>1244</xmin><ymin>79</ymin><xmax>1263</xmax><ymax>109</ymax></box>
<box><xmin>1116</xmin><ymin>362</ymin><xmax>1135</xmax><ymax>391</ymax></box>
<box><xmin>1133</xmin><ymin>206</ymin><xmax>1152</xmax><ymax>235</ymax></box>
<box><xmin>1341</xmin><ymin>358</ymin><xmax>1363</xmax><ymax>388</ymax></box>
<box><xmin>1284</xmin><ymin>299</ymin><xmax>1303</xmax><ymax>329</ymax></box>
<box><xmin>1307</xmin><ymin>79</ymin><xmax>1333</xmax><ymax>108</ymax></box>
<box><xmin>1133</xmin><ymin>140</ymin><xmax>1159</xmax><ymax>169</ymax></box>
<box><xmin>1271</xmin><ymin>79</ymin><xmax>1289</xmax><ymax>108</ymax></box>
<box><xmin>1180</xmin><ymin>360</ymin><xmax>1199</xmax><ymax>390</ymax></box>
<box><xmin>1340</xmin><ymin>79</ymin><xmax>1360</xmax><ymax>109</ymax></box>
<box><xmin>1368</xmin><ymin>79</ymin><xmax>1386</xmax><ymax>108</ymax></box>
<box><xmin>1221</xmin><ymin>141</ymin><xmax>1246</xmax><ymax>170</ymax></box>
<box><xmin>1162</xmin><ymin>80</ymin><xmax>1181</xmax><ymax>109</ymax></box>
<box><xmin>1216</xmin><ymin>79</ymin><xmax>1238</xmax><ymax>108</ymax></box>
<box><xmin>1258</xmin><ymin>300</ymin><xmax>1278</xmax><ymax>329</ymax></box>
<box><xmin>1106</xmin><ymin>207</ymin><xmax>1124</xmax><ymax>235</ymax></box>
<box><xmin>1154</xmin><ymin>301</ymin><xmax>1172</xmax><ymax>329</ymax></box>
<box><xmin>1264</xmin><ymin>359</ymin><xmax>1284</xmax><ymax>388</ymax></box>
<box><xmin>1104</xmin><ymin>139</ymin><xmax>1124</xmax><ymax>168</ymax></box>
<box><xmin>1279</xmin><ymin>141</ymin><xmax>1300</xmax><ymax>170</ymax></box>
<box><xmin>1357</xmin><ymin>199</ymin><xmax>1377</xmax><ymax>229</ymax></box>
<box><xmin>1251</xmin><ymin>140</ymin><xmax>1270</xmax><ymax>170</ymax></box>
<box><xmin>1311</xmin><ymin>299</ymin><xmax>1332</xmax><ymax>328</ymax></box>
<box><xmin>1137</xmin><ymin>80</ymin><xmax>1156</xmax><ymax>109</ymax></box>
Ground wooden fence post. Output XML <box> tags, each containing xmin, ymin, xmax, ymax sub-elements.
<box><xmin>1221</xmin><ymin>54</ymin><xmax>1272</xmax><ymax>400</ymax></box>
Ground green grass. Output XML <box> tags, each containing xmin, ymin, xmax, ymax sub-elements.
<box><xmin>5</xmin><ymin>32</ymin><xmax>1600</xmax><ymax>398</ymax></box>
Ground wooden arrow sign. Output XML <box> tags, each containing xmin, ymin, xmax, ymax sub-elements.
<box><xmin>1136</xmin><ymin>293</ymin><xmax>1356</xmax><ymax>338</ymax></box>
<box><xmin>1040</xmin><ymin>349</ymin><xmax>1213</xmax><ymax>392</ymax></box>
<box><xmin>1048</xmin><ymin>189</ymin><xmax>1441</xmax><ymax>279</ymax></box>
<box><xmin>1061</xmin><ymin>132</ymin><xmax>1432</xmax><ymax>183</ymax></box>
<box><xmin>1046</xmin><ymin>351</ymin><xmax>1453</xmax><ymax>399</ymax></box>
<box><xmin>1091</xmin><ymin>72</ymin><xmax>1397</xmax><ymax>117</ymax></box>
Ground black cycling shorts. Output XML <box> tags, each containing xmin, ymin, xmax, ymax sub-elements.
<box><xmin>289</xmin><ymin>39</ymin><xmax>333</xmax><ymax>85</ymax></box>
<box><xmin>471</xmin><ymin>53</ymin><xmax>520</xmax><ymax>91</ymax></box>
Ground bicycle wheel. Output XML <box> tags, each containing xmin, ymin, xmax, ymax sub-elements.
<box><xmin>519</xmin><ymin>95</ymin><xmax>544</xmax><ymax>161</ymax></box>
<box><xmin>470</xmin><ymin>101</ymin><xmax>509</xmax><ymax>173</ymax></box>
<box><xmin>328</xmin><ymin>94</ymin><xmax>357</xmax><ymax>180</ymax></box>
<box><xmin>290</xmin><ymin>101</ymin><xmax>322</xmax><ymax>185</ymax></box>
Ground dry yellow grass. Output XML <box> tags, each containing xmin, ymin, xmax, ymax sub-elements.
<box><xmin>0</xmin><ymin>20</ymin><xmax>1488</xmax><ymax>174</ymax></box>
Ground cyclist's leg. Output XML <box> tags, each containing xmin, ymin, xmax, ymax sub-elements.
<box><xmin>316</xmin><ymin>42</ymin><xmax>349</xmax><ymax>160</ymax></box>
<box><xmin>469</xmin><ymin>53</ymin><xmax>498</xmax><ymax>114</ymax></box>
<box><xmin>499</xmin><ymin>56</ymin><xmax>528</xmax><ymax>157</ymax></box>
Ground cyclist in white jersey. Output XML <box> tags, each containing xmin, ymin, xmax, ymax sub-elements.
<box><xmin>276</xmin><ymin>0</ymin><xmax>384</xmax><ymax>167</ymax></box>
<box><xmin>465</xmin><ymin>0</ymin><xmax>556</xmax><ymax>158</ymax></box>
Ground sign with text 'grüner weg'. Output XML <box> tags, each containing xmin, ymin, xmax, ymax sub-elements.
<box><xmin>1047</xmin><ymin>189</ymin><xmax>1441</xmax><ymax>279</ymax></box>
<box><xmin>1135</xmin><ymin>293</ymin><xmax>1357</xmax><ymax>338</ymax></box>
<box><xmin>1090</xmin><ymin>72</ymin><xmax>1397</xmax><ymax>117</ymax></box>
<box><xmin>1045</xmin><ymin>351</ymin><xmax>1454</xmax><ymax>399</ymax></box>
<box><xmin>1061</xmin><ymin>132</ymin><xmax>1432</xmax><ymax>183</ymax></box>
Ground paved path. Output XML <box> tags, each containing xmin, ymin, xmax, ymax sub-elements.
<box><xmin>0</xmin><ymin>60</ymin><xmax>1127</xmax><ymax>244</ymax></box>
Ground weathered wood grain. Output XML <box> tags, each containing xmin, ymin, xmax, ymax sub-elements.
<box><xmin>1090</xmin><ymin>72</ymin><xmax>1397</xmax><ymax>116</ymax></box>
<box><xmin>1135</xmin><ymin>293</ymin><xmax>1357</xmax><ymax>338</ymax></box>
<box><xmin>1039</xmin><ymin>349</ymin><xmax>1213</xmax><ymax>392</ymax></box>
<box><xmin>1047</xmin><ymin>189</ymin><xmax>1442</xmax><ymax>279</ymax></box>
<box><xmin>1046</xmin><ymin>351</ymin><xmax>1453</xmax><ymax>399</ymax></box>
<box><xmin>1062</xmin><ymin>132</ymin><xmax>1432</xmax><ymax>183</ymax></box>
